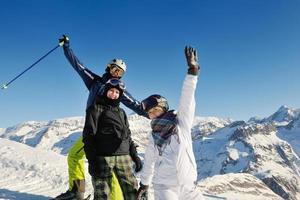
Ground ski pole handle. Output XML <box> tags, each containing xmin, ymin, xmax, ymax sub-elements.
<box><xmin>59</xmin><ymin>35</ymin><xmax>69</xmax><ymax>47</ymax></box>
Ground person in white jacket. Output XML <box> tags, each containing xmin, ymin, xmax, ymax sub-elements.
<box><xmin>136</xmin><ymin>46</ymin><xmax>203</xmax><ymax>200</ymax></box>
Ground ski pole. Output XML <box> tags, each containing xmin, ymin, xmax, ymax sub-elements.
<box><xmin>1</xmin><ymin>41</ymin><xmax>64</xmax><ymax>90</ymax></box>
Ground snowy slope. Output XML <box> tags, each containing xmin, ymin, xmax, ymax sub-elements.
<box><xmin>0</xmin><ymin>138</ymin><xmax>231</xmax><ymax>200</ymax></box>
<box><xmin>276</xmin><ymin>115</ymin><xmax>300</xmax><ymax>170</ymax></box>
<box><xmin>1</xmin><ymin>137</ymin><xmax>285</xmax><ymax>200</ymax></box>
<box><xmin>0</xmin><ymin>138</ymin><xmax>93</xmax><ymax>200</ymax></box>
<box><xmin>127</xmin><ymin>115</ymin><xmax>152</xmax><ymax>152</ymax></box>
<box><xmin>1</xmin><ymin>106</ymin><xmax>300</xmax><ymax>199</ymax></box>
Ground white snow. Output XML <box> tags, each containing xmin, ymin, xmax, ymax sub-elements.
<box><xmin>277</xmin><ymin>129</ymin><xmax>300</xmax><ymax>157</ymax></box>
<box><xmin>192</xmin><ymin>117</ymin><xmax>232</xmax><ymax>139</ymax></box>
<box><xmin>194</xmin><ymin>126</ymin><xmax>241</xmax><ymax>178</ymax></box>
<box><xmin>1</xmin><ymin>106</ymin><xmax>300</xmax><ymax>199</ymax></box>
<box><xmin>0</xmin><ymin>138</ymin><xmax>93</xmax><ymax>200</ymax></box>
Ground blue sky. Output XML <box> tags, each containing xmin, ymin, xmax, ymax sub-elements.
<box><xmin>0</xmin><ymin>0</ymin><xmax>299</xmax><ymax>127</ymax></box>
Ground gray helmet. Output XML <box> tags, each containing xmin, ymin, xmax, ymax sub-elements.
<box><xmin>141</xmin><ymin>94</ymin><xmax>169</xmax><ymax>112</ymax></box>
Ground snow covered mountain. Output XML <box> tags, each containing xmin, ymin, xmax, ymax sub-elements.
<box><xmin>192</xmin><ymin>117</ymin><xmax>232</xmax><ymax>139</ymax></box>
<box><xmin>0</xmin><ymin>115</ymin><xmax>230</xmax><ymax>154</ymax></box>
<box><xmin>194</xmin><ymin>122</ymin><xmax>300</xmax><ymax>199</ymax></box>
<box><xmin>0</xmin><ymin>117</ymin><xmax>85</xmax><ymax>155</ymax></box>
<box><xmin>262</xmin><ymin>105</ymin><xmax>300</xmax><ymax>124</ymax></box>
<box><xmin>1</xmin><ymin>106</ymin><xmax>300</xmax><ymax>200</ymax></box>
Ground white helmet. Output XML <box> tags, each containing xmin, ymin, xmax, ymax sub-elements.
<box><xmin>107</xmin><ymin>59</ymin><xmax>127</xmax><ymax>72</ymax></box>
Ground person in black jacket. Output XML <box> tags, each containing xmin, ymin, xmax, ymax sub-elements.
<box><xmin>53</xmin><ymin>35</ymin><xmax>145</xmax><ymax>200</ymax></box>
<box><xmin>83</xmin><ymin>78</ymin><xmax>138</xmax><ymax>200</ymax></box>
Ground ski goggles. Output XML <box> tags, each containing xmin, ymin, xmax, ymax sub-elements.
<box><xmin>109</xmin><ymin>65</ymin><xmax>125</xmax><ymax>77</ymax></box>
<box><xmin>106</xmin><ymin>78</ymin><xmax>126</xmax><ymax>91</ymax></box>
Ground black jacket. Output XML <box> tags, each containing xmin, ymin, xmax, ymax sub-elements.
<box><xmin>82</xmin><ymin>97</ymin><xmax>133</xmax><ymax>160</ymax></box>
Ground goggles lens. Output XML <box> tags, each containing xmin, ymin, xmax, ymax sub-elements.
<box><xmin>142</xmin><ymin>96</ymin><xmax>159</xmax><ymax>112</ymax></box>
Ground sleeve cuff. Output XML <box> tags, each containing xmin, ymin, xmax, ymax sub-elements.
<box><xmin>188</xmin><ymin>66</ymin><xmax>199</xmax><ymax>75</ymax></box>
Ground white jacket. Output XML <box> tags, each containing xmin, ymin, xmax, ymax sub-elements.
<box><xmin>140</xmin><ymin>74</ymin><xmax>198</xmax><ymax>186</ymax></box>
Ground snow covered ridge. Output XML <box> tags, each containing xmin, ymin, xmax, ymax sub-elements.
<box><xmin>1</xmin><ymin>105</ymin><xmax>300</xmax><ymax>199</ymax></box>
<box><xmin>194</xmin><ymin>121</ymin><xmax>300</xmax><ymax>200</ymax></box>
<box><xmin>232</xmin><ymin>124</ymin><xmax>300</xmax><ymax>200</ymax></box>
<box><xmin>0</xmin><ymin>117</ymin><xmax>85</xmax><ymax>155</ymax></box>
<box><xmin>192</xmin><ymin>116</ymin><xmax>232</xmax><ymax>139</ymax></box>
<box><xmin>0</xmin><ymin>115</ymin><xmax>230</xmax><ymax>154</ymax></box>
<box><xmin>259</xmin><ymin>105</ymin><xmax>300</xmax><ymax>124</ymax></box>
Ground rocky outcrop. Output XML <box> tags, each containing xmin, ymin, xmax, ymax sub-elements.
<box><xmin>198</xmin><ymin>173</ymin><xmax>283</xmax><ymax>200</ymax></box>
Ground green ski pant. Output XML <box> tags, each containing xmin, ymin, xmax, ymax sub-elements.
<box><xmin>67</xmin><ymin>136</ymin><xmax>123</xmax><ymax>199</ymax></box>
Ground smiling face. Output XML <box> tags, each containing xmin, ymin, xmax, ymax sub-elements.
<box><xmin>106</xmin><ymin>88</ymin><xmax>120</xmax><ymax>100</ymax></box>
<box><xmin>147</xmin><ymin>106</ymin><xmax>165</xmax><ymax>119</ymax></box>
<box><xmin>109</xmin><ymin>66</ymin><xmax>124</xmax><ymax>78</ymax></box>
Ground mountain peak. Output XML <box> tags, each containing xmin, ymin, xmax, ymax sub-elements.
<box><xmin>265</xmin><ymin>105</ymin><xmax>299</xmax><ymax>123</ymax></box>
<box><xmin>277</xmin><ymin>105</ymin><xmax>290</xmax><ymax>113</ymax></box>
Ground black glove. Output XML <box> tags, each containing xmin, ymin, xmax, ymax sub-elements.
<box><xmin>137</xmin><ymin>183</ymin><xmax>149</xmax><ymax>200</ymax></box>
<box><xmin>185</xmin><ymin>46</ymin><xmax>200</xmax><ymax>75</ymax></box>
<box><xmin>58</xmin><ymin>34</ymin><xmax>70</xmax><ymax>47</ymax></box>
<box><xmin>130</xmin><ymin>142</ymin><xmax>143</xmax><ymax>172</ymax></box>
<box><xmin>133</xmin><ymin>155</ymin><xmax>143</xmax><ymax>172</ymax></box>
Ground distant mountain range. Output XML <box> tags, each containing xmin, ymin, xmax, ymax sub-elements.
<box><xmin>1</xmin><ymin>106</ymin><xmax>299</xmax><ymax>200</ymax></box>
